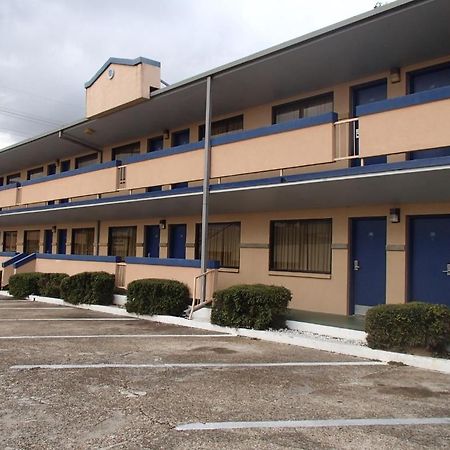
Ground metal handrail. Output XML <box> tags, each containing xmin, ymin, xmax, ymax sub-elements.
<box><xmin>189</xmin><ymin>269</ymin><xmax>216</xmax><ymax>320</ymax></box>
<box><xmin>334</xmin><ymin>117</ymin><xmax>359</xmax><ymax>160</ymax></box>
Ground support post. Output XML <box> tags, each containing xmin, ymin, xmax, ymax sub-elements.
<box><xmin>200</xmin><ymin>76</ymin><xmax>212</xmax><ymax>303</ymax></box>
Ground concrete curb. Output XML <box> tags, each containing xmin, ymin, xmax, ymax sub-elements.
<box><xmin>9</xmin><ymin>294</ymin><xmax>450</xmax><ymax>374</ymax></box>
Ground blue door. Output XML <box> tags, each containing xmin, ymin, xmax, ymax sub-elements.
<box><xmin>44</xmin><ymin>229</ymin><xmax>53</xmax><ymax>254</ymax></box>
<box><xmin>409</xmin><ymin>216</ymin><xmax>450</xmax><ymax>306</ymax></box>
<box><xmin>169</xmin><ymin>224</ymin><xmax>186</xmax><ymax>259</ymax></box>
<box><xmin>351</xmin><ymin>80</ymin><xmax>387</xmax><ymax>166</ymax></box>
<box><xmin>145</xmin><ymin>225</ymin><xmax>160</xmax><ymax>258</ymax></box>
<box><xmin>350</xmin><ymin>218</ymin><xmax>387</xmax><ymax>314</ymax></box>
<box><xmin>57</xmin><ymin>229</ymin><xmax>67</xmax><ymax>254</ymax></box>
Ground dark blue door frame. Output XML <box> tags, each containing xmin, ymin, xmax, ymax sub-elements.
<box><xmin>44</xmin><ymin>229</ymin><xmax>53</xmax><ymax>254</ymax></box>
<box><xmin>169</xmin><ymin>224</ymin><xmax>186</xmax><ymax>259</ymax></box>
<box><xmin>350</xmin><ymin>217</ymin><xmax>387</xmax><ymax>315</ymax></box>
<box><xmin>408</xmin><ymin>215</ymin><xmax>450</xmax><ymax>306</ymax></box>
<box><xmin>144</xmin><ymin>225</ymin><xmax>160</xmax><ymax>258</ymax></box>
<box><xmin>57</xmin><ymin>229</ymin><xmax>67</xmax><ymax>255</ymax></box>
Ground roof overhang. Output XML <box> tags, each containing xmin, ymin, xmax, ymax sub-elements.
<box><xmin>1</xmin><ymin>0</ymin><xmax>449</xmax><ymax>173</ymax></box>
<box><xmin>0</xmin><ymin>159</ymin><xmax>449</xmax><ymax>226</ymax></box>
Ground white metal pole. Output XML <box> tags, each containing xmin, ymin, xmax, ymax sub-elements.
<box><xmin>200</xmin><ymin>76</ymin><xmax>212</xmax><ymax>303</ymax></box>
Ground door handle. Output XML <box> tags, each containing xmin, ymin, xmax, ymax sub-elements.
<box><xmin>443</xmin><ymin>264</ymin><xmax>450</xmax><ymax>276</ymax></box>
<box><xmin>353</xmin><ymin>260</ymin><xmax>360</xmax><ymax>271</ymax></box>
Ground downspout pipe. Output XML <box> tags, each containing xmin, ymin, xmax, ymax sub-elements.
<box><xmin>200</xmin><ymin>76</ymin><xmax>212</xmax><ymax>303</ymax></box>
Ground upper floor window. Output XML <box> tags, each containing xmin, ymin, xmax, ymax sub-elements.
<box><xmin>112</xmin><ymin>142</ymin><xmax>140</xmax><ymax>161</ymax></box>
<box><xmin>27</xmin><ymin>166</ymin><xmax>44</xmax><ymax>181</ymax></box>
<box><xmin>6</xmin><ymin>173</ymin><xmax>21</xmax><ymax>184</ymax></box>
<box><xmin>409</xmin><ymin>63</ymin><xmax>450</xmax><ymax>94</ymax></box>
<box><xmin>108</xmin><ymin>226</ymin><xmax>137</xmax><ymax>258</ymax></box>
<box><xmin>3</xmin><ymin>231</ymin><xmax>17</xmax><ymax>252</ymax></box>
<box><xmin>75</xmin><ymin>153</ymin><xmax>98</xmax><ymax>169</ymax></box>
<box><xmin>171</xmin><ymin>129</ymin><xmax>190</xmax><ymax>147</ymax></box>
<box><xmin>198</xmin><ymin>115</ymin><xmax>244</xmax><ymax>141</ymax></box>
<box><xmin>148</xmin><ymin>135</ymin><xmax>164</xmax><ymax>152</ymax></box>
<box><xmin>195</xmin><ymin>222</ymin><xmax>241</xmax><ymax>269</ymax></box>
<box><xmin>71</xmin><ymin>228</ymin><xmax>95</xmax><ymax>255</ymax></box>
<box><xmin>269</xmin><ymin>219</ymin><xmax>332</xmax><ymax>274</ymax></box>
<box><xmin>272</xmin><ymin>93</ymin><xmax>333</xmax><ymax>125</ymax></box>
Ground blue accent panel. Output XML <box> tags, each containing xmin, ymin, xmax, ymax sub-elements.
<box><xmin>13</xmin><ymin>253</ymin><xmax>36</xmax><ymax>269</ymax></box>
<box><xmin>36</xmin><ymin>253</ymin><xmax>120</xmax><ymax>263</ymax></box>
<box><xmin>2</xmin><ymin>252</ymin><xmax>28</xmax><ymax>268</ymax></box>
<box><xmin>19</xmin><ymin>160</ymin><xmax>121</xmax><ymax>187</ymax></box>
<box><xmin>356</xmin><ymin>85</ymin><xmax>450</xmax><ymax>116</ymax></box>
<box><xmin>121</xmin><ymin>142</ymin><xmax>203</xmax><ymax>165</ymax></box>
<box><xmin>211</xmin><ymin>176</ymin><xmax>283</xmax><ymax>191</ymax></box>
<box><xmin>409</xmin><ymin>216</ymin><xmax>450</xmax><ymax>306</ymax></box>
<box><xmin>125</xmin><ymin>257</ymin><xmax>220</xmax><ymax>269</ymax></box>
<box><xmin>211</xmin><ymin>112</ymin><xmax>338</xmax><ymax>146</ymax></box>
<box><xmin>351</xmin><ymin>218</ymin><xmax>386</xmax><ymax>312</ymax></box>
<box><xmin>0</xmin><ymin>251</ymin><xmax>17</xmax><ymax>257</ymax></box>
<box><xmin>0</xmin><ymin>182</ymin><xmax>19</xmax><ymax>192</ymax></box>
<box><xmin>409</xmin><ymin>147</ymin><xmax>450</xmax><ymax>160</ymax></box>
<box><xmin>85</xmin><ymin>56</ymin><xmax>161</xmax><ymax>88</ymax></box>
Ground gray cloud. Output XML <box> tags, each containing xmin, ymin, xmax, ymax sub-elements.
<box><xmin>0</xmin><ymin>0</ymin><xmax>378</xmax><ymax>148</ymax></box>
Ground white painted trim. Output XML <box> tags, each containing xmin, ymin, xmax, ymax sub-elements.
<box><xmin>11</xmin><ymin>361</ymin><xmax>386</xmax><ymax>370</ymax></box>
<box><xmin>176</xmin><ymin>417</ymin><xmax>450</xmax><ymax>431</ymax></box>
<box><xmin>23</xmin><ymin>295</ymin><xmax>450</xmax><ymax>374</ymax></box>
<box><xmin>113</xmin><ymin>294</ymin><xmax>127</xmax><ymax>306</ymax></box>
<box><xmin>285</xmin><ymin>320</ymin><xmax>367</xmax><ymax>342</ymax></box>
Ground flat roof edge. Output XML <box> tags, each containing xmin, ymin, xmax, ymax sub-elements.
<box><xmin>151</xmin><ymin>0</ymin><xmax>426</xmax><ymax>97</ymax></box>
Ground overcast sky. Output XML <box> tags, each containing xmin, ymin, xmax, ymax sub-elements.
<box><xmin>0</xmin><ymin>0</ymin><xmax>383</xmax><ymax>149</ymax></box>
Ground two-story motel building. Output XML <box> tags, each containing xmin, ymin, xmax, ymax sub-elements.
<box><xmin>0</xmin><ymin>0</ymin><xmax>449</xmax><ymax>316</ymax></box>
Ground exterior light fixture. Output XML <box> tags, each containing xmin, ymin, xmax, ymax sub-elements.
<box><xmin>159</xmin><ymin>219</ymin><xmax>167</xmax><ymax>230</ymax></box>
<box><xmin>390</xmin><ymin>208</ymin><xmax>401</xmax><ymax>223</ymax></box>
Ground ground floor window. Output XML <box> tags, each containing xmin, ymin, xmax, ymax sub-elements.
<box><xmin>3</xmin><ymin>231</ymin><xmax>17</xmax><ymax>252</ymax></box>
<box><xmin>71</xmin><ymin>228</ymin><xmax>95</xmax><ymax>255</ymax></box>
<box><xmin>270</xmin><ymin>219</ymin><xmax>332</xmax><ymax>274</ymax></box>
<box><xmin>24</xmin><ymin>230</ymin><xmax>40</xmax><ymax>254</ymax></box>
<box><xmin>108</xmin><ymin>226</ymin><xmax>137</xmax><ymax>258</ymax></box>
<box><xmin>195</xmin><ymin>222</ymin><xmax>241</xmax><ymax>269</ymax></box>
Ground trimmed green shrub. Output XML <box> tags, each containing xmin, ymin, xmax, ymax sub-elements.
<box><xmin>126</xmin><ymin>278</ymin><xmax>190</xmax><ymax>316</ymax></box>
<box><xmin>37</xmin><ymin>273</ymin><xmax>69</xmax><ymax>298</ymax></box>
<box><xmin>60</xmin><ymin>272</ymin><xmax>115</xmax><ymax>305</ymax></box>
<box><xmin>211</xmin><ymin>284</ymin><xmax>292</xmax><ymax>330</ymax></box>
<box><xmin>9</xmin><ymin>273</ymin><xmax>42</xmax><ymax>298</ymax></box>
<box><xmin>365</xmin><ymin>302</ymin><xmax>450</xmax><ymax>354</ymax></box>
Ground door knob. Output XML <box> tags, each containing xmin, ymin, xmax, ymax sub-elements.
<box><xmin>442</xmin><ymin>264</ymin><xmax>450</xmax><ymax>276</ymax></box>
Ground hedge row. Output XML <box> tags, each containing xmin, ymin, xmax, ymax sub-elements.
<box><xmin>365</xmin><ymin>302</ymin><xmax>450</xmax><ymax>354</ymax></box>
<box><xmin>126</xmin><ymin>278</ymin><xmax>189</xmax><ymax>316</ymax></box>
<box><xmin>9</xmin><ymin>272</ymin><xmax>68</xmax><ymax>298</ymax></box>
<box><xmin>8</xmin><ymin>271</ymin><xmax>115</xmax><ymax>305</ymax></box>
<box><xmin>211</xmin><ymin>284</ymin><xmax>292</xmax><ymax>330</ymax></box>
<box><xmin>60</xmin><ymin>272</ymin><xmax>115</xmax><ymax>305</ymax></box>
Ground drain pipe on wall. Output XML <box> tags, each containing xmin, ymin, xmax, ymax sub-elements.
<box><xmin>200</xmin><ymin>76</ymin><xmax>212</xmax><ymax>303</ymax></box>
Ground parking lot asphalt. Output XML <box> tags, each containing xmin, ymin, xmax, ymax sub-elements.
<box><xmin>0</xmin><ymin>297</ymin><xmax>449</xmax><ymax>449</ymax></box>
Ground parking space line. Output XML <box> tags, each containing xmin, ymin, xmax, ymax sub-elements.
<box><xmin>176</xmin><ymin>417</ymin><xmax>450</xmax><ymax>431</ymax></box>
<box><xmin>0</xmin><ymin>307</ymin><xmax>65</xmax><ymax>310</ymax></box>
<box><xmin>11</xmin><ymin>361</ymin><xmax>386</xmax><ymax>370</ymax></box>
<box><xmin>0</xmin><ymin>334</ymin><xmax>232</xmax><ymax>340</ymax></box>
<box><xmin>0</xmin><ymin>318</ymin><xmax>137</xmax><ymax>321</ymax></box>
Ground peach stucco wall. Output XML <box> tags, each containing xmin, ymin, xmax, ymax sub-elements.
<box><xmin>20</xmin><ymin>166</ymin><xmax>118</xmax><ymax>205</ymax></box>
<box><xmin>359</xmin><ymin>98</ymin><xmax>450</xmax><ymax>157</ymax></box>
<box><xmin>0</xmin><ymin>188</ymin><xmax>17</xmax><ymax>208</ymax></box>
<box><xmin>86</xmin><ymin>62</ymin><xmax>160</xmax><ymax>117</ymax></box>
<box><xmin>33</xmin><ymin>259</ymin><xmax>116</xmax><ymax>276</ymax></box>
